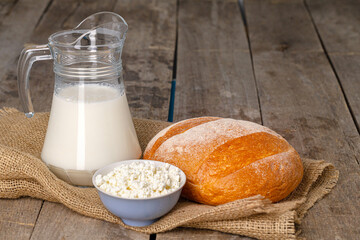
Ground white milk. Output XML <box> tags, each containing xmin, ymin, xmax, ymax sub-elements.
<box><xmin>41</xmin><ymin>84</ymin><xmax>142</xmax><ymax>171</ymax></box>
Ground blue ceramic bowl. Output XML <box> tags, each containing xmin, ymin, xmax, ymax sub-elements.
<box><xmin>92</xmin><ymin>160</ymin><xmax>186</xmax><ymax>227</ymax></box>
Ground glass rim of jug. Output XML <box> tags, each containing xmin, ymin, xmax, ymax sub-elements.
<box><xmin>48</xmin><ymin>11</ymin><xmax>128</xmax><ymax>49</ymax></box>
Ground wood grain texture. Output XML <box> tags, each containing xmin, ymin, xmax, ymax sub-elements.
<box><xmin>0</xmin><ymin>0</ymin><xmax>17</xmax><ymax>21</ymax></box>
<box><xmin>157</xmin><ymin>228</ymin><xmax>254</xmax><ymax>240</ymax></box>
<box><xmin>174</xmin><ymin>0</ymin><xmax>260</xmax><ymax>122</ymax></box>
<box><xmin>305</xmin><ymin>0</ymin><xmax>360</xmax><ymax>53</ymax></box>
<box><xmin>306</xmin><ymin>0</ymin><xmax>360</xmax><ymax>129</ymax></box>
<box><xmin>166</xmin><ymin>0</ymin><xmax>259</xmax><ymax>238</ymax></box>
<box><xmin>245</xmin><ymin>0</ymin><xmax>360</xmax><ymax>239</ymax></box>
<box><xmin>30</xmin><ymin>202</ymin><xmax>149</xmax><ymax>240</ymax></box>
<box><xmin>329</xmin><ymin>55</ymin><xmax>360</xmax><ymax>129</ymax></box>
<box><xmin>0</xmin><ymin>0</ymin><xmax>50</xmax><ymax>109</ymax></box>
<box><xmin>0</xmin><ymin>1</ymin><xmax>50</xmax><ymax>239</ymax></box>
<box><xmin>0</xmin><ymin>198</ymin><xmax>43</xmax><ymax>240</ymax></box>
<box><xmin>114</xmin><ymin>0</ymin><xmax>176</xmax><ymax>120</ymax></box>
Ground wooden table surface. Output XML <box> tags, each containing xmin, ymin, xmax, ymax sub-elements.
<box><xmin>0</xmin><ymin>0</ymin><xmax>359</xmax><ymax>239</ymax></box>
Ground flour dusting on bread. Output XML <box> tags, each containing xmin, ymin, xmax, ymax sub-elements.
<box><xmin>144</xmin><ymin>117</ymin><xmax>303</xmax><ymax>205</ymax></box>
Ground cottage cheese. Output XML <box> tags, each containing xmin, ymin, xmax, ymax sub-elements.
<box><xmin>95</xmin><ymin>161</ymin><xmax>181</xmax><ymax>198</ymax></box>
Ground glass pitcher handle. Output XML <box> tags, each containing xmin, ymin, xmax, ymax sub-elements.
<box><xmin>17</xmin><ymin>44</ymin><xmax>52</xmax><ymax>118</ymax></box>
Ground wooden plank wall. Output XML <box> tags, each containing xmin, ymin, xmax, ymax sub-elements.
<box><xmin>0</xmin><ymin>0</ymin><xmax>51</xmax><ymax>110</ymax></box>
<box><xmin>173</xmin><ymin>0</ymin><xmax>260</xmax><ymax>122</ymax></box>
<box><xmin>305</xmin><ymin>0</ymin><xmax>360</xmax><ymax>130</ymax></box>
<box><xmin>245</xmin><ymin>0</ymin><xmax>360</xmax><ymax>239</ymax></box>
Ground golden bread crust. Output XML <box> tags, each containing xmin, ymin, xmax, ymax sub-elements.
<box><xmin>143</xmin><ymin>117</ymin><xmax>303</xmax><ymax>205</ymax></box>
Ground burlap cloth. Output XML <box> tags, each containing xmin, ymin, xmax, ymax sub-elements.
<box><xmin>0</xmin><ymin>108</ymin><xmax>339</xmax><ymax>240</ymax></box>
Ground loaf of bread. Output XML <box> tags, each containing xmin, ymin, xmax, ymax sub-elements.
<box><xmin>143</xmin><ymin>117</ymin><xmax>303</xmax><ymax>206</ymax></box>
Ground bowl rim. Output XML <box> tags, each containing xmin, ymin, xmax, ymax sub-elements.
<box><xmin>92</xmin><ymin>159</ymin><xmax>187</xmax><ymax>200</ymax></box>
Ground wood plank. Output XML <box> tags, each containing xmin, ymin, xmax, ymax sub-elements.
<box><xmin>0</xmin><ymin>1</ymin><xmax>51</xmax><ymax>239</ymax></box>
<box><xmin>157</xmin><ymin>228</ymin><xmax>254</xmax><ymax>240</ymax></box>
<box><xmin>328</xmin><ymin>55</ymin><xmax>360</xmax><ymax>129</ymax></box>
<box><xmin>0</xmin><ymin>198</ymin><xmax>43</xmax><ymax>240</ymax></box>
<box><xmin>114</xmin><ymin>0</ymin><xmax>177</xmax><ymax>120</ymax></box>
<box><xmin>166</xmin><ymin>0</ymin><xmax>259</xmax><ymax>238</ymax></box>
<box><xmin>0</xmin><ymin>0</ymin><xmax>50</xmax><ymax>109</ymax></box>
<box><xmin>174</xmin><ymin>0</ymin><xmax>260</xmax><ymax>122</ymax></box>
<box><xmin>305</xmin><ymin>0</ymin><xmax>360</xmax><ymax>53</ymax></box>
<box><xmin>245</xmin><ymin>0</ymin><xmax>360</xmax><ymax>239</ymax></box>
<box><xmin>30</xmin><ymin>202</ymin><xmax>149</xmax><ymax>240</ymax></box>
<box><xmin>305</xmin><ymin>0</ymin><xmax>360</xmax><ymax>129</ymax></box>
<box><xmin>0</xmin><ymin>0</ymin><xmax>17</xmax><ymax>21</ymax></box>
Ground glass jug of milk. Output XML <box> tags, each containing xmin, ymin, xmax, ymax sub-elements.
<box><xmin>17</xmin><ymin>12</ymin><xmax>142</xmax><ymax>185</ymax></box>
